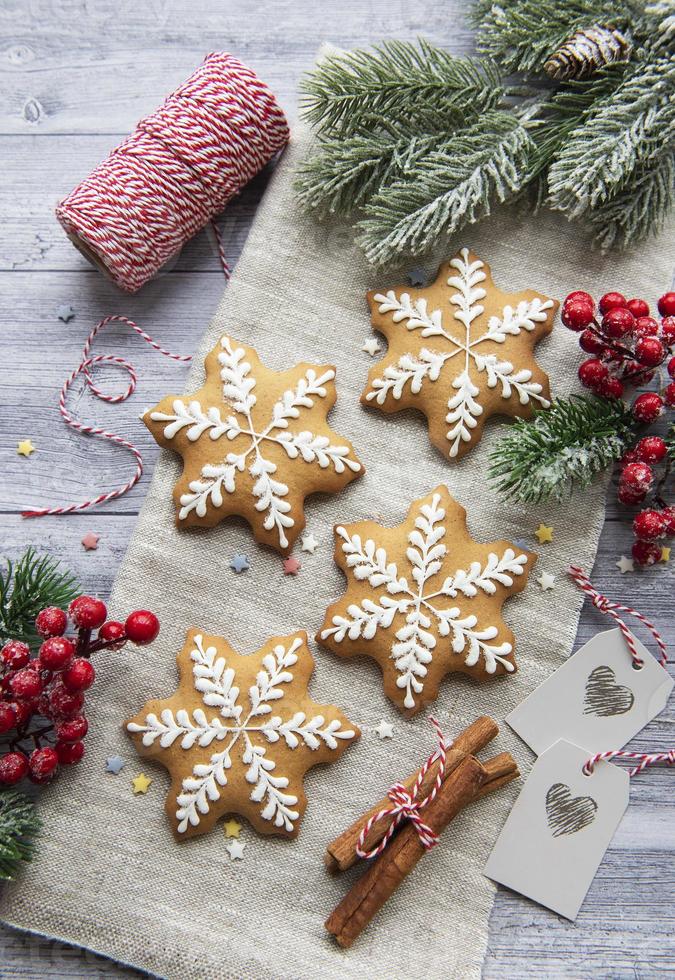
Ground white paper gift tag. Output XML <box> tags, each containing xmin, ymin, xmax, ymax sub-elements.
<box><xmin>506</xmin><ymin>629</ymin><xmax>673</xmax><ymax>755</ymax></box>
<box><xmin>485</xmin><ymin>740</ymin><xmax>629</xmax><ymax>920</ymax></box>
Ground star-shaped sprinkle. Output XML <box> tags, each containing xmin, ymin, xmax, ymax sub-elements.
<box><xmin>301</xmin><ymin>533</ymin><xmax>319</xmax><ymax>554</ymax></box>
<box><xmin>537</xmin><ymin>572</ymin><xmax>555</xmax><ymax>591</ymax></box>
<box><xmin>535</xmin><ymin>524</ymin><xmax>553</xmax><ymax>544</ymax></box>
<box><xmin>283</xmin><ymin>556</ymin><xmax>301</xmax><ymax>576</ymax></box>
<box><xmin>616</xmin><ymin>555</ymin><xmax>634</xmax><ymax>574</ymax></box>
<box><xmin>132</xmin><ymin>773</ymin><xmax>152</xmax><ymax>794</ymax></box>
<box><xmin>57</xmin><ymin>304</ymin><xmax>75</xmax><ymax>322</ymax></box>
<box><xmin>17</xmin><ymin>439</ymin><xmax>35</xmax><ymax>457</ymax></box>
<box><xmin>229</xmin><ymin>554</ymin><xmax>250</xmax><ymax>574</ymax></box>
<box><xmin>407</xmin><ymin>266</ymin><xmax>427</xmax><ymax>287</ymax></box>
<box><xmin>223</xmin><ymin>818</ymin><xmax>242</xmax><ymax>839</ymax></box>
<box><xmin>106</xmin><ymin>755</ymin><xmax>125</xmax><ymax>774</ymax></box>
<box><xmin>374</xmin><ymin>719</ymin><xmax>394</xmax><ymax>739</ymax></box>
<box><xmin>661</xmin><ymin>546</ymin><xmax>671</xmax><ymax>562</ymax></box>
<box><xmin>81</xmin><ymin>531</ymin><xmax>100</xmax><ymax>551</ymax></box>
<box><xmin>362</xmin><ymin>337</ymin><xmax>381</xmax><ymax>357</ymax></box>
<box><xmin>226</xmin><ymin>839</ymin><xmax>245</xmax><ymax>860</ymax></box>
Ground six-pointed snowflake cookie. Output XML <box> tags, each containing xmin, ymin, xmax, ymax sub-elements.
<box><xmin>126</xmin><ymin>629</ymin><xmax>359</xmax><ymax>840</ymax></box>
<box><xmin>318</xmin><ymin>486</ymin><xmax>535</xmax><ymax>716</ymax></box>
<box><xmin>145</xmin><ymin>335</ymin><xmax>363</xmax><ymax>552</ymax></box>
<box><xmin>362</xmin><ymin>248</ymin><xmax>558</xmax><ymax>460</ymax></box>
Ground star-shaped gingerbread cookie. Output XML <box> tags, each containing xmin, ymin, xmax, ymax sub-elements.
<box><xmin>126</xmin><ymin>629</ymin><xmax>359</xmax><ymax>840</ymax></box>
<box><xmin>145</xmin><ymin>335</ymin><xmax>363</xmax><ymax>552</ymax></box>
<box><xmin>319</xmin><ymin>486</ymin><xmax>535</xmax><ymax>716</ymax></box>
<box><xmin>363</xmin><ymin>248</ymin><xmax>558</xmax><ymax>460</ymax></box>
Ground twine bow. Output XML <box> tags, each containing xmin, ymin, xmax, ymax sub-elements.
<box><xmin>568</xmin><ymin>565</ymin><xmax>668</xmax><ymax>668</ymax></box>
<box><xmin>583</xmin><ymin>748</ymin><xmax>675</xmax><ymax>776</ymax></box>
<box><xmin>356</xmin><ymin>717</ymin><xmax>449</xmax><ymax>860</ymax></box>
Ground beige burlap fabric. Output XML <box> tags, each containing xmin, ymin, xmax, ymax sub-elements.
<box><xmin>1</xmin><ymin>116</ymin><xmax>672</xmax><ymax>979</ymax></box>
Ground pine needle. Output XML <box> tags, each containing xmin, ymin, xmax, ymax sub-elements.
<box><xmin>0</xmin><ymin>790</ymin><xmax>41</xmax><ymax>880</ymax></box>
<box><xmin>489</xmin><ymin>395</ymin><xmax>635</xmax><ymax>503</ymax></box>
<box><xmin>0</xmin><ymin>548</ymin><xmax>79</xmax><ymax>648</ymax></box>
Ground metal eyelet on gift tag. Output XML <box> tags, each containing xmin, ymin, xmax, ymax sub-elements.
<box><xmin>484</xmin><ymin>739</ymin><xmax>630</xmax><ymax>920</ymax></box>
<box><xmin>506</xmin><ymin>629</ymin><xmax>673</xmax><ymax>755</ymax></box>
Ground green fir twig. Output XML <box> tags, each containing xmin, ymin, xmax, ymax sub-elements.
<box><xmin>0</xmin><ymin>789</ymin><xmax>41</xmax><ymax>880</ymax></box>
<box><xmin>0</xmin><ymin>548</ymin><xmax>79</xmax><ymax>648</ymax></box>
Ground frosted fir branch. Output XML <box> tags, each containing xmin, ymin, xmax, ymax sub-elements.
<box><xmin>447</xmin><ymin>248</ymin><xmax>487</xmax><ymax>330</ymax></box>
<box><xmin>445</xmin><ymin>369</ymin><xmax>483</xmax><ymax>458</ymax></box>
<box><xmin>437</xmin><ymin>550</ymin><xmax>528</xmax><ymax>599</ymax></box>
<box><xmin>218</xmin><ymin>336</ymin><xmax>257</xmax><ymax>415</ymax></box>
<box><xmin>127</xmin><ymin>708</ymin><xmax>230</xmax><ymax>750</ymax></box>
<box><xmin>191</xmin><ymin>633</ymin><xmax>242</xmax><ymax>720</ymax></box>
<box><xmin>243</xmin><ymin>739</ymin><xmax>299</xmax><ymax>832</ymax></box>
<box><xmin>365</xmin><ymin>348</ymin><xmax>449</xmax><ymax>404</ymax></box>
<box><xmin>335</xmin><ymin>527</ymin><xmax>409</xmax><ymax>593</ymax></box>
<box><xmin>473</xmin><ymin>353</ymin><xmax>550</xmax><ymax>407</ymax></box>
<box><xmin>176</xmin><ymin>746</ymin><xmax>232</xmax><ymax>834</ymax></box>
<box><xmin>477</xmin><ymin>297</ymin><xmax>555</xmax><ymax>344</ymax></box>
<box><xmin>269</xmin><ymin>369</ymin><xmax>336</xmax><ymax>430</ymax></box>
<box><xmin>259</xmin><ymin>711</ymin><xmax>355</xmax><ymax>750</ymax></box>
<box><xmin>406</xmin><ymin>493</ymin><xmax>447</xmax><ymax>589</ymax></box>
<box><xmin>149</xmin><ymin>400</ymin><xmax>237</xmax><ymax>442</ymax></box>
<box><xmin>250</xmin><ymin>456</ymin><xmax>294</xmax><ymax>548</ymax></box>
<box><xmin>248</xmin><ymin>639</ymin><xmax>301</xmax><ymax>718</ymax></box>
<box><xmin>273</xmin><ymin>430</ymin><xmax>361</xmax><ymax>473</ymax></box>
<box><xmin>178</xmin><ymin>460</ymin><xmax>240</xmax><ymax>521</ymax></box>
<box><xmin>436</xmin><ymin>607</ymin><xmax>514</xmax><ymax>675</ymax></box>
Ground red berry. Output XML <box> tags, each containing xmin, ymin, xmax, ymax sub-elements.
<box><xmin>565</xmin><ymin>290</ymin><xmax>594</xmax><ymax>307</ymax></box>
<box><xmin>657</xmin><ymin>292</ymin><xmax>675</xmax><ymax>317</ymax></box>
<box><xmin>599</xmin><ymin>292</ymin><xmax>627</xmax><ymax>314</ymax></box>
<box><xmin>626</xmin><ymin>298</ymin><xmax>650</xmax><ymax>318</ymax></box>
<box><xmin>48</xmin><ymin>683</ymin><xmax>84</xmax><ymax>719</ymax></box>
<box><xmin>0</xmin><ymin>751</ymin><xmax>29</xmax><ymax>785</ymax></box>
<box><xmin>632</xmin><ymin>392</ymin><xmax>664</xmax><ymax>423</ymax></box>
<box><xmin>98</xmin><ymin>620</ymin><xmax>127</xmax><ymax>650</ymax></box>
<box><xmin>632</xmin><ymin>539</ymin><xmax>662</xmax><ymax>567</ymax></box>
<box><xmin>633</xmin><ymin>509</ymin><xmax>668</xmax><ymax>541</ymax></box>
<box><xmin>578</xmin><ymin>358</ymin><xmax>609</xmax><ymax>390</ymax></box>
<box><xmin>634</xmin><ymin>316</ymin><xmax>660</xmax><ymax>337</ymax></box>
<box><xmin>28</xmin><ymin>746</ymin><xmax>59</xmax><ymax>784</ymax></box>
<box><xmin>9</xmin><ymin>667</ymin><xmax>42</xmax><ymax>701</ymax></box>
<box><xmin>35</xmin><ymin>606</ymin><xmax>68</xmax><ymax>638</ymax></box>
<box><xmin>62</xmin><ymin>658</ymin><xmax>95</xmax><ymax>692</ymax></box>
<box><xmin>635</xmin><ymin>336</ymin><xmax>665</xmax><ymax>367</ymax></box>
<box><xmin>634</xmin><ymin>436</ymin><xmax>668</xmax><ymax>465</ymax></box>
<box><xmin>1</xmin><ymin>640</ymin><xmax>31</xmax><ymax>671</ymax></box>
<box><xmin>598</xmin><ymin>376</ymin><xmax>624</xmax><ymax>399</ymax></box>
<box><xmin>601</xmin><ymin>307</ymin><xmax>635</xmax><ymax>338</ymax></box>
<box><xmin>38</xmin><ymin>635</ymin><xmax>75</xmax><ymax>672</ymax></box>
<box><xmin>620</xmin><ymin>461</ymin><xmax>654</xmax><ymax>494</ymax></box>
<box><xmin>562</xmin><ymin>299</ymin><xmax>594</xmax><ymax>331</ymax></box>
<box><xmin>55</xmin><ymin>715</ymin><xmax>88</xmax><ymax>742</ymax></box>
<box><xmin>661</xmin><ymin>317</ymin><xmax>675</xmax><ymax>344</ymax></box>
<box><xmin>579</xmin><ymin>329</ymin><xmax>606</xmax><ymax>355</ymax></box>
<box><xmin>667</xmin><ymin>356</ymin><xmax>675</xmax><ymax>380</ymax></box>
<box><xmin>56</xmin><ymin>740</ymin><xmax>85</xmax><ymax>764</ymax></box>
<box><xmin>124</xmin><ymin>610</ymin><xmax>160</xmax><ymax>646</ymax></box>
<box><xmin>10</xmin><ymin>701</ymin><xmax>32</xmax><ymax>728</ymax></box>
<box><xmin>662</xmin><ymin>506</ymin><xmax>675</xmax><ymax>536</ymax></box>
<box><xmin>665</xmin><ymin>381</ymin><xmax>675</xmax><ymax>408</ymax></box>
<box><xmin>0</xmin><ymin>702</ymin><xmax>16</xmax><ymax>734</ymax></box>
<box><xmin>617</xmin><ymin>485</ymin><xmax>646</xmax><ymax>506</ymax></box>
<box><xmin>68</xmin><ymin>595</ymin><xmax>107</xmax><ymax>630</ymax></box>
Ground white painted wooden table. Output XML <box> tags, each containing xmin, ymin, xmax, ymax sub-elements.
<box><xmin>0</xmin><ymin>2</ymin><xmax>672</xmax><ymax>976</ymax></box>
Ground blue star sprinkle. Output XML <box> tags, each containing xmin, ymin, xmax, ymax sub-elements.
<box><xmin>106</xmin><ymin>755</ymin><xmax>125</xmax><ymax>775</ymax></box>
<box><xmin>57</xmin><ymin>304</ymin><xmax>75</xmax><ymax>322</ymax></box>
<box><xmin>229</xmin><ymin>554</ymin><xmax>250</xmax><ymax>574</ymax></box>
<box><xmin>407</xmin><ymin>267</ymin><xmax>427</xmax><ymax>287</ymax></box>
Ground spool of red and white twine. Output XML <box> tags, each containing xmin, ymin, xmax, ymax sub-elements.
<box><xmin>23</xmin><ymin>54</ymin><xmax>288</xmax><ymax>519</ymax></box>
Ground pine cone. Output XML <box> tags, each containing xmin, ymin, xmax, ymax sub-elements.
<box><xmin>544</xmin><ymin>26</ymin><xmax>631</xmax><ymax>81</ymax></box>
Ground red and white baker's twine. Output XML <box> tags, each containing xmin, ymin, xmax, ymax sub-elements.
<box><xmin>56</xmin><ymin>53</ymin><xmax>289</xmax><ymax>293</ymax></box>
<box><xmin>583</xmin><ymin>748</ymin><xmax>675</xmax><ymax>776</ymax></box>
<box><xmin>356</xmin><ymin>717</ymin><xmax>449</xmax><ymax>860</ymax></box>
<box><xmin>22</xmin><ymin>317</ymin><xmax>192</xmax><ymax>518</ymax></box>
<box><xmin>568</xmin><ymin>565</ymin><xmax>668</xmax><ymax>668</ymax></box>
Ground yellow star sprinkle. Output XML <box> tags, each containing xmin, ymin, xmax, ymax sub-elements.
<box><xmin>223</xmin><ymin>818</ymin><xmax>242</xmax><ymax>839</ymax></box>
<box><xmin>535</xmin><ymin>524</ymin><xmax>553</xmax><ymax>544</ymax></box>
<box><xmin>661</xmin><ymin>546</ymin><xmax>671</xmax><ymax>562</ymax></box>
<box><xmin>132</xmin><ymin>773</ymin><xmax>152</xmax><ymax>794</ymax></box>
<box><xmin>17</xmin><ymin>440</ymin><xmax>35</xmax><ymax>457</ymax></box>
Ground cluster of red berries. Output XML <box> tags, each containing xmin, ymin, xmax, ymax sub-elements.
<box><xmin>618</xmin><ymin>436</ymin><xmax>674</xmax><ymax>566</ymax></box>
<box><xmin>562</xmin><ymin>289</ymin><xmax>675</xmax><ymax>418</ymax></box>
<box><xmin>0</xmin><ymin>597</ymin><xmax>159</xmax><ymax>786</ymax></box>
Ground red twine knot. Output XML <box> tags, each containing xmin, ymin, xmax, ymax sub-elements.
<box><xmin>356</xmin><ymin>717</ymin><xmax>449</xmax><ymax>860</ymax></box>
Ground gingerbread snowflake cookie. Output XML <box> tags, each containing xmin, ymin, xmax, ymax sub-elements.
<box><xmin>318</xmin><ymin>486</ymin><xmax>535</xmax><ymax>715</ymax></box>
<box><xmin>145</xmin><ymin>335</ymin><xmax>363</xmax><ymax>552</ymax></box>
<box><xmin>363</xmin><ymin>248</ymin><xmax>557</xmax><ymax>460</ymax></box>
<box><xmin>126</xmin><ymin>629</ymin><xmax>359</xmax><ymax>840</ymax></box>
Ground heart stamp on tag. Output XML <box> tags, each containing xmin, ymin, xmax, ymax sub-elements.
<box><xmin>545</xmin><ymin>782</ymin><xmax>598</xmax><ymax>837</ymax></box>
<box><xmin>583</xmin><ymin>665</ymin><xmax>635</xmax><ymax>718</ymax></box>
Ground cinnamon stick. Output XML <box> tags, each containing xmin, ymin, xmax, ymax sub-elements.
<box><xmin>325</xmin><ymin>755</ymin><xmax>487</xmax><ymax>948</ymax></box>
<box><xmin>325</xmin><ymin>715</ymin><xmax>498</xmax><ymax>873</ymax></box>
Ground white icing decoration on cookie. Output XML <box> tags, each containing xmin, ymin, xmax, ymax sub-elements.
<box><xmin>321</xmin><ymin>494</ymin><xmax>527</xmax><ymax>710</ymax></box>
<box><xmin>366</xmin><ymin>248</ymin><xmax>553</xmax><ymax>458</ymax></box>
<box><xmin>127</xmin><ymin>634</ymin><xmax>355</xmax><ymax>833</ymax></box>
<box><xmin>150</xmin><ymin>336</ymin><xmax>361</xmax><ymax>547</ymax></box>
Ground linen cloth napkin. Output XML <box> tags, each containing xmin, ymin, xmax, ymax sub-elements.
<box><xmin>1</xmin><ymin>115</ymin><xmax>673</xmax><ymax>979</ymax></box>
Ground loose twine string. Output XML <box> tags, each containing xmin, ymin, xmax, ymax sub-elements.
<box><xmin>23</xmin><ymin>54</ymin><xmax>289</xmax><ymax>519</ymax></box>
<box><xmin>583</xmin><ymin>748</ymin><xmax>675</xmax><ymax>776</ymax></box>
<box><xmin>356</xmin><ymin>717</ymin><xmax>449</xmax><ymax>860</ymax></box>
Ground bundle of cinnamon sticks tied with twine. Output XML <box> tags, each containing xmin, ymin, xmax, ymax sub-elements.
<box><xmin>325</xmin><ymin>716</ymin><xmax>518</xmax><ymax>947</ymax></box>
